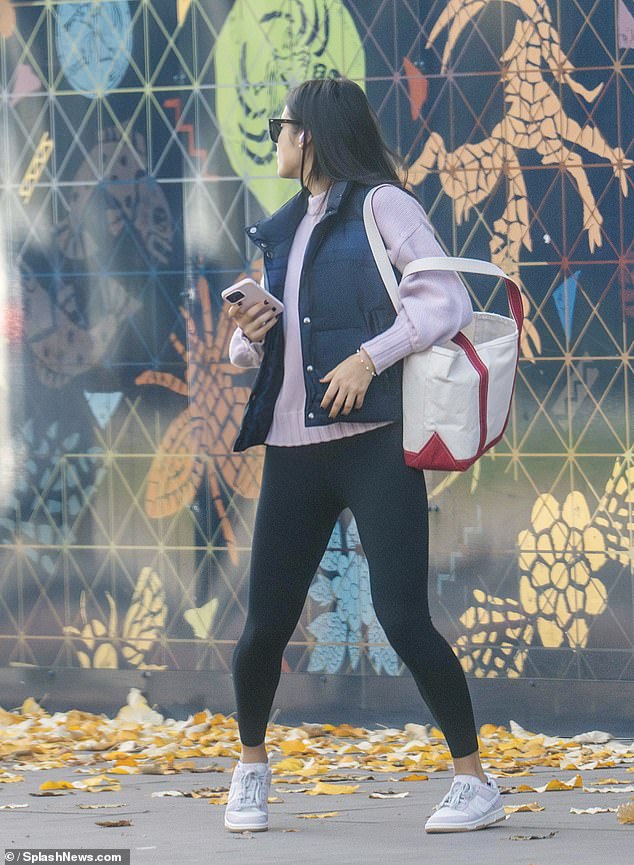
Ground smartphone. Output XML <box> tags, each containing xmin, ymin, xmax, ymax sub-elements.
<box><xmin>221</xmin><ymin>278</ymin><xmax>284</xmax><ymax>315</ymax></box>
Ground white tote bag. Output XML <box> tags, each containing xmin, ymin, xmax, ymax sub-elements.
<box><xmin>363</xmin><ymin>186</ymin><xmax>524</xmax><ymax>472</ymax></box>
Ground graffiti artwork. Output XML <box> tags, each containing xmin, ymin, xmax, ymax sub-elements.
<box><xmin>0</xmin><ymin>1</ymin><xmax>630</xmax><ymax>695</ymax></box>
<box><xmin>215</xmin><ymin>0</ymin><xmax>365</xmax><ymax>213</ymax></box>
<box><xmin>55</xmin><ymin>1</ymin><xmax>133</xmax><ymax>96</ymax></box>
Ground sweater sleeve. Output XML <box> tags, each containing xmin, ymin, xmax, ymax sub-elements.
<box><xmin>360</xmin><ymin>185</ymin><xmax>473</xmax><ymax>375</ymax></box>
<box><xmin>228</xmin><ymin>327</ymin><xmax>264</xmax><ymax>369</ymax></box>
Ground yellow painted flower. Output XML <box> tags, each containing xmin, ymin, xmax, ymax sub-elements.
<box><xmin>64</xmin><ymin>567</ymin><xmax>167</xmax><ymax>669</ymax></box>
<box><xmin>594</xmin><ymin>456</ymin><xmax>634</xmax><ymax>567</ymax></box>
<box><xmin>455</xmin><ymin>590</ymin><xmax>534</xmax><ymax>678</ymax></box>
<box><xmin>518</xmin><ymin>492</ymin><xmax>607</xmax><ymax>648</ymax></box>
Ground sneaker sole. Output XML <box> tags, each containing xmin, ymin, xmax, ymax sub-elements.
<box><xmin>224</xmin><ymin>818</ymin><xmax>268</xmax><ymax>833</ymax></box>
<box><xmin>425</xmin><ymin>807</ymin><xmax>506</xmax><ymax>833</ymax></box>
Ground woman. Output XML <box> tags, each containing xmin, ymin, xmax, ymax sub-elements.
<box><xmin>223</xmin><ymin>77</ymin><xmax>504</xmax><ymax>835</ymax></box>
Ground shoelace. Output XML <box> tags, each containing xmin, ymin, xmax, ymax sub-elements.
<box><xmin>437</xmin><ymin>780</ymin><xmax>476</xmax><ymax>811</ymax></box>
<box><xmin>237</xmin><ymin>769</ymin><xmax>267</xmax><ymax>809</ymax></box>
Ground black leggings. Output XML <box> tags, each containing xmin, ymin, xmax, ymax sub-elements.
<box><xmin>232</xmin><ymin>422</ymin><xmax>479</xmax><ymax>758</ymax></box>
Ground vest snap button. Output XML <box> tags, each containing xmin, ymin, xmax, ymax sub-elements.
<box><xmin>303</xmin><ymin>316</ymin><xmax>311</xmax><ymax>324</ymax></box>
<box><xmin>249</xmin><ymin>227</ymin><xmax>256</xmax><ymax>234</ymax></box>
<box><xmin>308</xmin><ymin>412</ymin><xmax>315</xmax><ymax>419</ymax></box>
<box><xmin>306</xmin><ymin>365</ymin><xmax>314</xmax><ymax>372</ymax></box>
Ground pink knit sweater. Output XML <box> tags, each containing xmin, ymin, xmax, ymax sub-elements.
<box><xmin>229</xmin><ymin>184</ymin><xmax>473</xmax><ymax>446</ymax></box>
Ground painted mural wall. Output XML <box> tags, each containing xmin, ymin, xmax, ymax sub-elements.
<box><xmin>0</xmin><ymin>0</ymin><xmax>632</xmax><ymax>686</ymax></box>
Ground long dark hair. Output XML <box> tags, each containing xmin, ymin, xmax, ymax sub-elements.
<box><xmin>285</xmin><ymin>78</ymin><xmax>405</xmax><ymax>190</ymax></box>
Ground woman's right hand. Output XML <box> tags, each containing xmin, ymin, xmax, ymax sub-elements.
<box><xmin>227</xmin><ymin>301</ymin><xmax>281</xmax><ymax>343</ymax></box>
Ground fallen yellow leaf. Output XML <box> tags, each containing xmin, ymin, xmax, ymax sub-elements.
<box><xmin>297</xmin><ymin>811</ymin><xmax>339</xmax><ymax>819</ymax></box>
<box><xmin>139</xmin><ymin>762</ymin><xmax>177</xmax><ymax>775</ymax></box>
<box><xmin>21</xmin><ymin>697</ymin><xmax>45</xmax><ymax>716</ymax></box>
<box><xmin>364</xmin><ymin>762</ymin><xmax>403</xmax><ymax>773</ymax></box>
<box><xmin>107</xmin><ymin>754</ymin><xmax>140</xmax><ymax>765</ymax></box>
<box><xmin>74</xmin><ymin>775</ymin><xmax>122</xmax><ymax>793</ymax></box>
<box><xmin>480</xmin><ymin>724</ymin><xmax>504</xmax><ymax>737</ymax></box>
<box><xmin>279</xmin><ymin>740</ymin><xmax>312</xmax><ymax>756</ymax></box>
<box><xmin>173</xmin><ymin>760</ymin><xmax>197</xmax><ymax>771</ymax></box>
<box><xmin>274</xmin><ymin>757</ymin><xmax>307</xmax><ymax>773</ymax></box>
<box><xmin>491</xmin><ymin>769</ymin><xmax>534</xmax><ymax>777</ymax></box>
<box><xmin>322</xmin><ymin>774</ymin><xmax>373</xmax><ymax>782</ymax></box>
<box><xmin>207</xmin><ymin>793</ymin><xmax>229</xmax><ymax>805</ymax></box>
<box><xmin>617</xmin><ymin>800</ymin><xmax>634</xmax><ymax>824</ymax></box>
<box><xmin>299</xmin><ymin>765</ymin><xmax>330</xmax><ymax>778</ymax></box>
<box><xmin>114</xmin><ymin>689</ymin><xmax>163</xmax><ymax>726</ymax></box>
<box><xmin>305</xmin><ymin>782</ymin><xmax>359</xmax><ymax>796</ymax></box>
<box><xmin>39</xmin><ymin>780</ymin><xmax>75</xmax><ymax>791</ymax></box>
<box><xmin>516</xmin><ymin>774</ymin><xmax>583</xmax><ymax>794</ymax></box>
<box><xmin>504</xmin><ymin>802</ymin><xmax>545</xmax><ymax>813</ymax></box>
<box><xmin>78</xmin><ymin>775</ymin><xmax>117</xmax><ymax>787</ymax></box>
<box><xmin>327</xmin><ymin>724</ymin><xmax>367</xmax><ymax>738</ymax></box>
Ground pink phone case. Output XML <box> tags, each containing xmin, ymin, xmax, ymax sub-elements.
<box><xmin>221</xmin><ymin>278</ymin><xmax>284</xmax><ymax>314</ymax></box>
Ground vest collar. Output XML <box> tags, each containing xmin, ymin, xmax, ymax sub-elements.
<box><xmin>245</xmin><ymin>180</ymin><xmax>352</xmax><ymax>249</ymax></box>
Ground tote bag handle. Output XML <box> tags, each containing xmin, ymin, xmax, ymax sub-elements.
<box><xmin>362</xmin><ymin>185</ymin><xmax>524</xmax><ymax>336</ymax></box>
<box><xmin>363</xmin><ymin>185</ymin><xmax>524</xmax><ymax>463</ymax></box>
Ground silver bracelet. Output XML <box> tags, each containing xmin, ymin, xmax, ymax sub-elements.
<box><xmin>356</xmin><ymin>349</ymin><xmax>377</xmax><ymax>377</ymax></box>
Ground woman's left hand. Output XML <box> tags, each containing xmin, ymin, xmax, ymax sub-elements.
<box><xmin>320</xmin><ymin>349</ymin><xmax>376</xmax><ymax>418</ymax></box>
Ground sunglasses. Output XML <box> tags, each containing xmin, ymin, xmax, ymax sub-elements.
<box><xmin>268</xmin><ymin>118</ymin><xmax>300</xmax><ymax>143</ymax></box>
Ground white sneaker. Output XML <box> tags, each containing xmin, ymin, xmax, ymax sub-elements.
<box><xmin>224</xmin><ymin>759</ymin><xmax>272</xmax><ymax>832</ymax></box>
<box><xmin>424</xmin><ymin>773</ymin><xmax>506</xmax><ymax>833</ymax></box>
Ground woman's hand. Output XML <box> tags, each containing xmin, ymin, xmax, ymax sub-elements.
<box><xmin>227</xmin><ymin>301</ymin><xmax>280</xmax><ymax>343</ymax></box>
<box><xmin>320</xmin><ymin>349</ymin><xmax>376</xmax><ymax>418</ymax></box>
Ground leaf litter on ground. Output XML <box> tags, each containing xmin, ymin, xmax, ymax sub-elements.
<box><xmin>1</xmin><ymin>689</ymin><xmax>633</xmax><ymax>823</ymax></box>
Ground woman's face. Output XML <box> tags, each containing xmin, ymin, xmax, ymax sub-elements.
<box><xmin>275</xmin><ymin>106</ymin><xmax>303</xmax><ymax>180</ymax></box>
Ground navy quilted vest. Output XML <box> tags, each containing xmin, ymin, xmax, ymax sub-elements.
<box><xmin>233</xmin><ymin>180</ymin><xmax>403</xmax><ymax>452</ymax></box>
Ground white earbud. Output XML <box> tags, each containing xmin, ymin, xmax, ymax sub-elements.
<box><xmin>298</xmin><ymin>131</ymin><xmax>304</xmax><ymax>147</ymax></box>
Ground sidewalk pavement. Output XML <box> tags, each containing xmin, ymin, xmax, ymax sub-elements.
<box><xmin>3</xmin><ymin>750</ymin><xmax>633</xmax><ymax>865</ymax></box>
